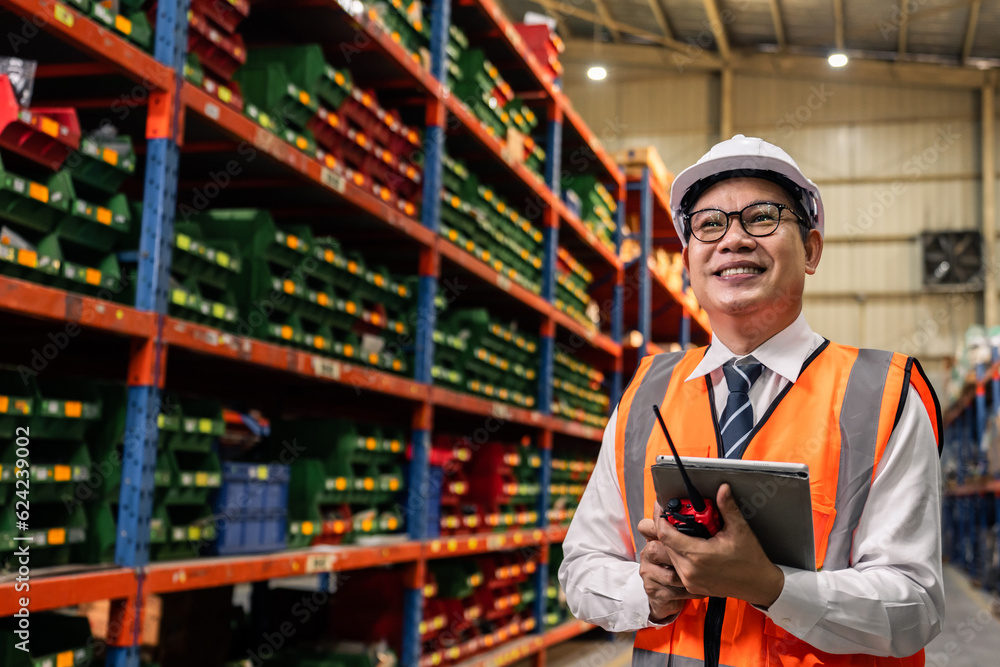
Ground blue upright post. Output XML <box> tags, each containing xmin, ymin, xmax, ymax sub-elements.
<box><xmin>638</xmin><ymin>168</ymin><xmax>652</xmax><ymax>351</ymax></box>
<box><xmin>109</xmin><ymin>2</ymin><xmax>188</xmax><ymax>667</ymax></box>
<box><xmin>610</xmin><ymin>180</ymin><xmax>625</xmax><ymax>407</ymax></box>
<box><xmin>402</xmin><ymin>1</ymin><xmax>449</xmax><ymax>664</ymax></box>
<box><xmin>680</xmin><ymin>271</ymin><xmax>691</xmax><ymax>349</ymax></box>
<box><xmin>976</xmin><ymin>363</ymin><xmax>987</xmax><ymax>473</ymax></box>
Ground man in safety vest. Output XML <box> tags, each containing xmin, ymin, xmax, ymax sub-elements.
<box><xmin>559</xmin><ymin>135</ymin><xmax>944</xmax><ymax>666</ymax></box>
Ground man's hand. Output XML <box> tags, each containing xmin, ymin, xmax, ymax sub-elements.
<box><xmin>658</xmin><ymin>483</ymin><xmax>785</xmax><ymax>608</ymax></box>
<box><xmin>637</xmin><ymin>501</ymin><xmax>705</xmax><ymax>623</ymax></box>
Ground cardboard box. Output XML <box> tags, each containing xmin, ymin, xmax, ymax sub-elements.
<box><xmin>613</xmin><ymin>146</ymin><xmax>673</xmax><ymax>191</ymax></box>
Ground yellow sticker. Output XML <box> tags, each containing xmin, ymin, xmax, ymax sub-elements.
<box><xmin>188</xmin><ymin>526</ymin><xmax>200</xmax><ymax>540</ymax></box>
<box><xmin>195</xmin><ymin>471</ymin><xmax>208</xmax><ymax>486</ymax></box>
<box><xmin>65</xmin><ymin>401</ymin><xmax>82</xmax><ymax>417</ymax></box>
<box><xmin>57</xmin><ymin>651</ymin><xmax>74</xmax><ymax>667</ymax></box>
<box><xmin>53</xmin><ymin>4</ymin><xmax>75</xmax><ymax>27</ymax></box>
<box><xmin>97</xmin><ymin>207</ymin><xmax>113</xmax><ymax>225</ymax></box>
<box><xmin>198</xmin><ymin>418</ymin><xmax>212</xmax><ymax>433</ymax></box>
<box><xmin>172</xmin><ymin>290</ymin><xmax>187</xmax><ymax>305</ymax></box>
<box><xmin>54</xmin><ymin>465</ymin><xmax>71</xmax><ymax>482</ymax></box>
<box><xmin>39</xmin><ymin>116</ymin><xmax>60</xmax><ymax>138</ymax></box>
<box><xmin>212</xmin><ymin>303</ymin><xmax>226</xmax><ymax>319</ymax></box>
<box><xmin>258</xmin><ymin>466</ymin><xmax>269</xmax><ymax>480</ymax></box>
<box><xmin>85</xmin><ymin>268</ymin><xmax>101</xmax><ymax>285</ymax></box>
<box><xmin>28</xmin><ymin>182</ymin><xmax>49</xmax><ymax>202</ymax></box>
<box><xmin>177</xmin><ymin>234</ymin><xmax>191</xmax><ymax>250</ymax></box>
<box><xmin>48</xmin><ymin>528</ymin><xmax>66</xmax><ymax>545</ymax></box>
<box><xmin>115</xmin><ymin>14</ymin><xmax>132</xmax><ymax>34</ymax></box>
<box><xmin>17</xmin><ymin>250</ymin><xmax>37</xmax><ymax>268</ymax></box>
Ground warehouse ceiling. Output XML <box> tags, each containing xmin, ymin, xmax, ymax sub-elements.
<box><xmin>495</xmin><ymin>0</ymin><xmax>1000</xmax><ymax>69</ymax></box>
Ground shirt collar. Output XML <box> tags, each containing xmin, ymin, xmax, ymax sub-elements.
<box><xmin>684</xmin><ymin>312</ymin><xmax>819</xmax><ymax>384</ymax></box>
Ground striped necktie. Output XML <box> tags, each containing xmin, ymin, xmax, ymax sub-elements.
<box><xmin>719</xmin><ymin>358</ymin><xmax>764</xmax><ymax>459</ymax></box>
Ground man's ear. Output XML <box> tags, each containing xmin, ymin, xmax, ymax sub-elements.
<box><xmin>804</xmin><ymin>229</ymin><xmax>823</xmax><ymax>275</ymax></box>
<box><xmin>682</xmin><ymin>245</ymin><xmax>690</xmax><ymax>273</ymax></box>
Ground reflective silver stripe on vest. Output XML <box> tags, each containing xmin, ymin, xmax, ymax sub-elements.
<box><xmin>623</xmin><ymin>353</ymin><xmax>686</xmax><ymax>557</ymax></box>
<box><xmin>824</xmin><ymin>348</ymin><xmax>894</xmax><ymax>571</ymax></box>
<box><xmin>632</xmin><ymin>647</ymin><xmax>738</xmax><ymax>667</ymax></box>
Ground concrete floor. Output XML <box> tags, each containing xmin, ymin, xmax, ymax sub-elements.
<box><xmin>925</xmin><ymin>563</ymin><xmax>1000</xmax><ymax>667</ymax></box>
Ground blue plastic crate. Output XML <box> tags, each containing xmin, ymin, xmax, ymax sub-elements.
<box><xmin>210</xmin><ymin>515</ymin><xmax>287</xmax><ymax>555</ymax></box>
<box><xmin>214</xmin><ymin>462</ymin><xmax>290</xmax><ymax>516</ymax></box>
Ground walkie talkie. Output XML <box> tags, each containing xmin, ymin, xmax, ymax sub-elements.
<box><xmin>651</xmin><ymin>405</ymin><xmax>722</xmax><ymax>538</ymax></box>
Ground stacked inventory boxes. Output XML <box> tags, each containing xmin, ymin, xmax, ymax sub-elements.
<box><xmin>514</xmin><ymin>23</ymin><xmax>565</xmax><ymax>84</ymax></box>
<box><xmin>548</xmin><ymin>454</ymin><xmax>594</xmax><ymax>526</ymax></box>
<box><xmin>551</xmin><ymin>351</ymin><xmax>608</xmax><ymax>428</ymax></box>
<box><xmin>168</xmin><ymin>219</ymin><xmax>242</xmax><ymax>331</ymax></box>
<box><xmin>448</xmin><ymin>43</ymin><xmax>545</xmax><ymax>179</ymax></box>
<box><xmin>183</xmin><ymin>0</ymin><xmax>251</xmax><ymax>110</ymax></box>
<box><xmin>0</xmin><ymin>76</ymin><xmax>136</xmax><ymax>299</ymax></box>
<box><xmin>60</xmin><ymin>0</ymin><xmax>154</xmax><ymax>51</ymax></box>
<box><xmin>363</xmin><ymin>0</ymin><xmax>430</xmax><ymax>64</ymax></box>
<box><xmin>440</xmin><ymin>154</ymin><xmax>545</xmax><ymax>294</ymax></box>
<box><xmin>421</xmin><ymin>555</ymin><xmax>537</xmax><ymax>666</ymax></box>
<box><xmin>278</xmin><ymin>419</ymin><xmax>406</xmax><ymax>547</ymax></box>
<box><xmin>555</xmin><ymin>248</ymin><xmax>596</xmax><ymax>331</ymax></box>
<box><xmin>434</xmin><ymin>308</ymin><xmax>539</xmax><ymax>408</ymax></box>
<box><xmin>196</xmin><ymin>209</ymin><xmax>411</xmax><ymax>374</ymax></box>
<box><xmin>466</xmin><ymin>439</ymin><xmax>541</xmax><ymax>532</ymax></box>
<box><xmin>545</xmin><ymin>544</ymin><xmax>571</xmax><ymax>628</ymax></box>
<box><xmin>431</xmin><ymin>435</ymin><xmax>541</xmax><ymax>536</ymax></box>
<box><xmin>563</xmin><ymin>175</ymin><xmax>618</xmax><ymax>255</ymax></box>
<box><xmin>0</xmin><ymin>372</ymin><xmax>106</xmax><ymax>567</ymax></box>
<box><xmin>235</xmin><ymin>44</ymin><xmax>423</xmax><ymax>217</ymax></box>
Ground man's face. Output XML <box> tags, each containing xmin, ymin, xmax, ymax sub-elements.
<box><xmin>682</xmin><ymin>177</ymin><xmax>822</xmax><ymax>327</ymax></box>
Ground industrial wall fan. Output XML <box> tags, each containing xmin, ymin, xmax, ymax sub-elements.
<box><xmin>921</xmin><ymin>231</ymin><xmax>983</xmax><ymax>291</ymax></box>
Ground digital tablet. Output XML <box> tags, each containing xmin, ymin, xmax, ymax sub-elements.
<box><xmin>651</xmin><ymin>456</ymin><xmax>816</xmax><ymax>571</ymax></box>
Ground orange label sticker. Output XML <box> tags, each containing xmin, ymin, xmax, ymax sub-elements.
<box><xmin>57</xmin><ymin>651</ymin><xmax>74</xmax><ymax>667</ymax></box>
<box><xmin>102</xmin><ymin>148</ymin><xmax>119</xmax><ymax>165</ymax></box>
<box><xmin>301</xmin><ymin>521</ymin><xmax>314</xmax><ymax>535</ymax></box>
<box><xmin>65</xmin><ymin>401</ymin><xmax>82</xmax><ymax>417</ymax></box>
<box><xmin>85</xmin><ymin>268</ymin><xmax>101</xmax><ymax>285</ymax></box>
<box><xmin>283</xmin><ymin>280</ymin><xmax>295</xmax><ymax>293</ymax></box>
<box><xmin>345</xmin><ymin>301</ymin><xmax>356</xmax><ymax>314</ymax></box>
<box><xmin>48</xmin><ymin>528</ymin><xmax>66</xmax><ymax>545</ymax></box>
<box><xmin>54</xmin><ymin>465</ymin><xmax>71</xmax><ymax>482</ymax></box>
<box><xmin>334</xmin><ymin>72</ymin><xmax>345</xmax><ymax>85</ymax></box>
<box><xmin>115</xmin><ymin>14</ymin><xmax>132</xmax><ymax>34</ymax></box>
<box><xmin>298</xmin><ymin>90</ymin><xmax>311</xmax><ymax>105</ymax></box>
<box><xmin>28</xmin><ymin>182</ymin><xmax>49</xmax><ymax>202</ymax></box>
<box><xmin>281</xmin><ymin>326</ymin><xmax>293</xmax><ymax>339</ymax></box>
<box><xmin>0</xmin><ymin>396</ymin><xmax>8</xmax><ymax>413</ymax></box>
<box><xmin>39</xmin><ymin>116</ymin><xmax>60</xmax><ymax>138</ymax></box>
<box><xmin>97</xmin><ymin>207</ymin><xmax>113</xmax><ymax>225</ymax></box>
<box><xmin>324</xmin><ymin>249</ymin><xmax>335</xmax><ymax>263</ymax></box>
<box><xmin>18</xmin><ymin>250</ymin><xmax>37</xmax><ymax>268</ymax></box>
<box><xmin>296</xmin><ymin>136</ymin><xmax>308</xmax><ymax>150</ymax></box>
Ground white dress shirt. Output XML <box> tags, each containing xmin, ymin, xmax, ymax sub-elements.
<box><xmin>558</xmin><ymin>314</ymin><xmax>944</xmax><ymax>657</ymax></box>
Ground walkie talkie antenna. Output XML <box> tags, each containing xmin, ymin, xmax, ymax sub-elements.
<box><xmin>652</xmin><ymin>404</ymin><xmax>706</xmax><ymax>512</ymax></box>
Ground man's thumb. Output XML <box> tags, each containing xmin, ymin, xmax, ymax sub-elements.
<box><xmin>716</xmin><ymin>483</ymin><xmax>745</xmax><ymax>525</ymax></box>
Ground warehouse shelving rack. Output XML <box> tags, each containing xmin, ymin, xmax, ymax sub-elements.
<box><xmin>940</xmin><ymin>351</ymin><xmax>1000</xmax><ymax>586</ymax></box>
<box><xmin>608</xmin><ymin>162</ymin><xmax>711</xmax><ymax>365</ymax></box>
<box><xmin>0</xmin><ymin>1</ymin><xmax>687</xmax><ymax>666</ymax></box>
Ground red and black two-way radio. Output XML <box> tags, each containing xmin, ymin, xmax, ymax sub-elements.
<box><xmin>651</xmin><ymin>405</ymin><xmax>722</xmax><ymax>538</ymax></box>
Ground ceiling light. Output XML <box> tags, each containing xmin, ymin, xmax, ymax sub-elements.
<box><xmin>587</xmin><ymin>66</ymin><xmax>607</xmax><ymax>81</ymax></box>
<box><xmin>828</xmin><ymin>52</ymin><xmax>848</xmax><ymax>68</ymax></box>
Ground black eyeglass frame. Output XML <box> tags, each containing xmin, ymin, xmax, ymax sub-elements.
<box><xmin>684</xmin><ymin>201</ymin><xmax>807</xmax><ymax>243</ymax></box>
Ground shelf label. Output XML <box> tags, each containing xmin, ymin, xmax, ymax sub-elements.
<box><xmin>115</xmin><ymin>14</ymin><xmax>133</xmax><ymax>35</ymax></box>
<box><xmin>28</xmin><ymin>182</ymin><xmax>49</xmax><ymax>203</ymax></box>
<box><xmin>312</xmin><ymin>357</ymin><xmax>341</xmax><ymax>381</ymax></box>
<box><xmin>53</xmin><ymin>4</ymin><xmax>75</xmax><ymax>27</ymax></box>
<box><xmin>320</xmin><ymin>167</ymin><xmax>346</xmax><ymax>193</ymax></box>
<box><xmin>48</xmin><ymin>528</ymin><xmax>66</xmax><ymax>545</ymax></box>
<box><xmin>306</xmin><ymin>553</ymin><xmax>336</xmax><ymax>573</ymax></box>
<box><xmin>203</xmin><ymin>102</ymin><xmax>221</xmax><ymax>121</ymax></box>
<box><xmin>496</xmin><ymin>275</ymin><xmax>511</xmax><ymax>292</ymax></box>
<box><xmin>65</xmin><ymin>401</ymin><xmax>82</xmax><ymax>418</ymax></box>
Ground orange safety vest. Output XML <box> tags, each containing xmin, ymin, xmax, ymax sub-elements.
<box><xmin>614</xmin><ymin>341</ymin><xmax>942</xmax><ymax>667</ymax></box>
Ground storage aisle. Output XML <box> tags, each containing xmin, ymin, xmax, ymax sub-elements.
<box><xmin>926</xmin><ymin>564</ymin><xmax>1000</xmax><ymax>667</ymax></box>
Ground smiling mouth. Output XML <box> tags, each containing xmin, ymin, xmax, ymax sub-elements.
<box><xmin>717</xmin><ymin>267</ymin><xmax>764</xmax><ymax>277</ymax></box>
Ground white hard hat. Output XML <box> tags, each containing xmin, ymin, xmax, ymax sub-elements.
<box><xmin>669</xmin><ymin>135</ymin><xmax>824</xmax><ymax>246</ymax></box>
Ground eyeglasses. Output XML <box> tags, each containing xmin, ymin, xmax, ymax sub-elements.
<box><xmin>686</xmin><ymin>202</ymin><xmax>804</xmax><ymax>243</ymax></box>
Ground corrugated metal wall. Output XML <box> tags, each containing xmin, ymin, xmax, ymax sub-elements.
<box><xmin>564</xmin><ymin>63</ymin><xmax>992</xmax><ymax>390</ymax></box>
